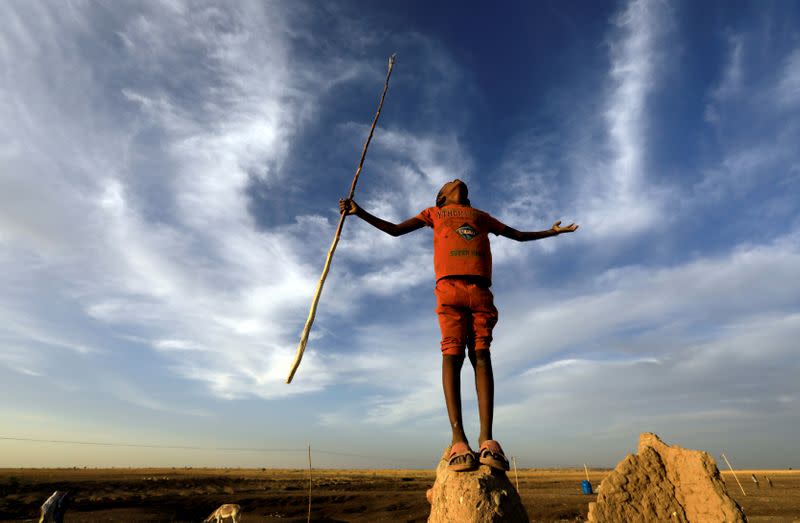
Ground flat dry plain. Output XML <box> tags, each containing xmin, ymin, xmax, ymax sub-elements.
<box><xmin>1</xmin><ymin>468</ymin><xmax>798</xmax><ymax>522</ymax></box>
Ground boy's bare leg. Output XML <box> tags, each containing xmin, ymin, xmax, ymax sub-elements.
<box><xmin>442</xmin><ymin>354</ymin><xmax>469</xmax><ymax>445</ymax></box>
<box><xmin>468</xmin><ymin>348</ymin><xmax>494</xmax><ymax>445</ymax></box>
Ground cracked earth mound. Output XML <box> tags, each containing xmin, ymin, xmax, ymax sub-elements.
<box><xmin>587</xmin><ymin>432</ymin><xmax>747</xmax><ymax>522</ymax></box>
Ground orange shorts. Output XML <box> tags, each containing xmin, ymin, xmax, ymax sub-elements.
<box><xmin>434</xmin><ymin>277</ymin><xmax>498</xmax><ymax>356</ymax></box>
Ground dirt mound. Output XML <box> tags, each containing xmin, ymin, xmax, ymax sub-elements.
<box><xmin>587</xmin><ymin>432</ymin><xmax>747</xmax><ymax>522</ymax></box>
<box><xmin>427</xmin><ymin>446</ymin><xmax>528</xmax><ymax>523</ymax></box>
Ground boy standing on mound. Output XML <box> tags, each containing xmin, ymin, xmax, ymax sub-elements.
<box><xmin>340</xmin><ymin>179</ymin><xmax>578</xmax><ymax>472</ymax></box>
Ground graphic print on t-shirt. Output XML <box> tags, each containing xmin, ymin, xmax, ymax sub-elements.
<box><xmin>455</xmin><ymin>223</ymin><xmax>477</xmax><ymax>241</ymax></box>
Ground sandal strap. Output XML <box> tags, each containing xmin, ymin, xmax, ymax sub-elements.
<box><xmin>449</xmin><ymin>441</ymin><xmax>472</xmax><ymax>458</ymax></box>
<box><xmin>479</xmin><ymin>440</ymin><xmax>504</xmax><ymax>454</ymax></box>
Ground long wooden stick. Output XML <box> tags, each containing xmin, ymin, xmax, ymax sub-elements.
<box><xmin>584</xmin><ymin>463</ymin><xmax>590</xmax><ymax>482</ymax></box>
<box><xmin>721</xmin><ymin>452</ymin><xmax>746</xmax><ymax>496</ymax></box>
<box><xmin>286</xmin><ymin>54</ymin><xmax>397</xmax><ymax>384</ymax></box>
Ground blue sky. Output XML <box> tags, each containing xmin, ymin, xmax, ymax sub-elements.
<box><xmin>1</xmin><ymin>0</ymin><xmax>799</xmax><ymax>469</ymax></box>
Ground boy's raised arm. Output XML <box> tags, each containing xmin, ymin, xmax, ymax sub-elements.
<box><xmin>339</xmin><ymin>198</ymin><xmax>425</xmax><ymax>237</ymax></box>
<box><xmin>499</xmin><ymin>220</ymin><xmax>579</xmax><ymax>242</ymax></box>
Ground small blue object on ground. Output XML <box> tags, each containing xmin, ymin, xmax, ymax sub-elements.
<box><xmin>581</xmin><ymin>479</ymin><xmax>593</xmax><ymax>495</ymax></box>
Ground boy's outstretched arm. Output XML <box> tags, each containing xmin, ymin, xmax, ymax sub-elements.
<box><xmin>500</xmin><ymin>220</ymin><xmax>579</xmax><ymax>242</ymax></box>
<box><xmin>339</xmin><ymin>199</ymin><xmax>425</xmax><ymax>237</ymax></box>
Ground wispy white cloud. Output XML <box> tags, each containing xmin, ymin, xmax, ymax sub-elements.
<box><xmin>100</xmin><ymin>374</ymin><xmax>212</xmax><ymax>417</ymax></box>
<box><xmin>574</xmin><ymin>0</ymin><xmax>673</xmax><ymax>238</ymax></box>
<box><xmin>776</xmin><ymin>48</ymin><xmax>800</xmax><ymax>108</ymax></box>
<box><xmin>496</xmin><ymin>231</ymin><xmax>800</xmax><ymax>367</ymax></box>
<box><xmin>0</xmin><ymin>1</ymin><xmax>365</xmax><ymax>401</ymax></box>
<box><xmin>694</xmin><ymin>34</ymin><xmax>800</xmax><ymax>210</ymax></box>
<box><xmin>705</xmin><ymin>34</ymin><xmax>744</xmax><ymax>124</ymax></box>
<box><xmin>493</xmin><ymin>308</ymin><xmax>799</xmax><ymax>463</ymax></box>
<box><xmin>718</xmin><ymin>35</ymin><xmax>745</xmax><ymax>97</ymax></box>
<box><xmin>0</xmin><ymin>347</ymin><xmax>45</xmax><ymax>377</ymax></box>
<box><xmin>492</xmin><ymin>0</ymin><xmax>674</xmax><ymax>249</ymax></box>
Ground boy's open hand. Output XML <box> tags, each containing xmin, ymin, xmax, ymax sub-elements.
<box><xmin>551</xmin><ymin>220</ymin><xmax>579</xmax><ymax>234</ymax></box>
<box><xmin>339</xmin><ymin>198</ymin><xmax>359</xmax><ymax>216</ymax></box>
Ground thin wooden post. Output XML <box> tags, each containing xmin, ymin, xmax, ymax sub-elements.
<box><xmin>721</xmin><ymin>452</ymin><xmax>746</xmax><ymax>496</ymax></box>
<box><xmin>287</xmin><ymin>54</ymin><xmax>397</xmax><ymax>384</ymax></box>
<box><xmin>584</xmin><ymin>463</ymin><xmax>591</xmax><ymax>482</ymax></box>
<box><xmin>307</xmin><ymin>444</ymin><xmax>312</xmax><ymax>523</ymax></box>
<box><xmin>512</xmin><ymin>457</ymin><xmax>519</xmax><ymax>491</ymax></box>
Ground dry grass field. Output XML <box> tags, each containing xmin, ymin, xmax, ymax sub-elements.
<box><xmin>1</xmin><ymin>467</ymin><xmax>798</xmax><ymax>522</ymax></box>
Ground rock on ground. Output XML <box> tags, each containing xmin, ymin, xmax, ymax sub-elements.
<box><xmin>587</xmin><ymin>432</ymin><xmax>747</xmax><ymax>523</ymax></box>
<box><xmin>427</xmin><ymin>446</ymin><xmax>528</xmax><ymax>523</ymax></box>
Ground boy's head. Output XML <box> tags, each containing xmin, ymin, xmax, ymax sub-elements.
<box><xmin>436</xmin><ymin>179</ymin><xmax>470</xmax><ymax>207</ymax></box>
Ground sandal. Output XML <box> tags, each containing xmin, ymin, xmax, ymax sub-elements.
<box><xmin>447</xmin><ymin>441</ymin><xmax>478</xmax><ymax>472</ymax></box>
<box><xmin>478</xmin><ymin>440</ymin><xmax>510</xmax><ymax>471</ymax></box>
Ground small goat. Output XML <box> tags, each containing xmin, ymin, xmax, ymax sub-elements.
<box><xmin>204</xmin><ymin>503</ymin><xmax>241</xmax><ymax>523</ymax></box>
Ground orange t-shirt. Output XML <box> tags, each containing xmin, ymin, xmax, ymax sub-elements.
<box><xmin>416</xmin><ymin>205</ymin><xmax>506</xmax><ymax>283</ymax></box>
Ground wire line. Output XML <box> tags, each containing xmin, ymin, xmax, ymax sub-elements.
<box><xmin>0</xmin><ymin>435</ymin><xmax>419</xmax><ymax>464</ymax></box>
